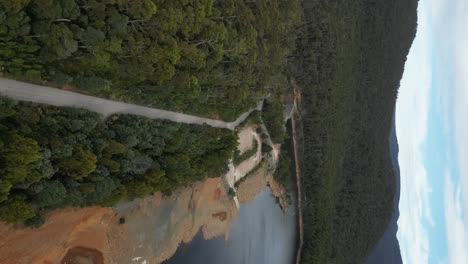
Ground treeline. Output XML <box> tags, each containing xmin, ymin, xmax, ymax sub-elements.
<box><xmin>0</xmin><ymin>0</ymin><xmax>301</xmax><ymax>121</ymax></box>
<box><xmin>290</xmin><ymin>0</ymin><xmax>418</xmax><ymax>263</ymax></box>
<box><xmin>0</xmin><ymin>97</ymin><xmax>237</xmax><ymax>224</ymax></box>
<box><xmin>261</xmin><ymin>97</ymin><xmax>286</xmax><ymax>144</ymax></box>
<box><xmin>273</xmin><ymin>119</ymin><xmax>294</xmax><ymax>205</ymax></box>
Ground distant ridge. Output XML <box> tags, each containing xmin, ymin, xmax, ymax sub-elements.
<box><xmin>367</xmin><ymin>116</ymin><xmax>402</xmax><ymax>264</ymax></box>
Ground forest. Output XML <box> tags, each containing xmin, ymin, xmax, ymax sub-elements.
<box><xmin>0</xmin><ymin>97</ymin><xmax>237</xmax><ymax>225</ymax></box>
<box><xmin>289</xmin><ymin>0</ymin><xmax>418</xmax><ymax>263</ymax></box>
<box><xmin>0</xmin><ymin>0</ymin><xmax>301</xmax><ymax>121</ymax></box>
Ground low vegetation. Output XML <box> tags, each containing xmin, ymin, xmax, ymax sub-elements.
<box><xmin>0</xmin><ymin>97</ymin><xmax>237</xmax><ymax>223</ymax></box>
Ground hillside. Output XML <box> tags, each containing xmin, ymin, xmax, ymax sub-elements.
<box><xmin>367</xmin><ymin>117</ymin><xmax>402</xmax><ymax>264</ymax></box>
<box><xmin>289</xmin><ymin>0</ymin><xmax>418</xmax><ymax>263</ymax></box>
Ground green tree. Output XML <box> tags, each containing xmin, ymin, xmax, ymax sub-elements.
<box><xmin>77</xmin><ymin>76</ymin><xmax>112</xmax><ymax>93</ymax></box>
<box><xmin>0</xmin><ymin>97</ymin><xmax>17</xmax><ymax>119</ymax></box>
<box><xmin>261</xmin><ymin>98</ymin><xmax>286</xmax><ymax>143</ymax></box>
<box><xmin>0</xmin><ymin>196</ymin><xmax>35</xmax><ymax>223</ymax></box>
<box><xmin>103</xmin><ymin>140</ymin><xmax>127</xmax><ymax>156</ymax></box>
<box><xmin>106</xmin><ymin>7</ymin><xmax>129</xmax><ymax>37</ymax></box>
<box><xmin>0</xmin><ymin>0</ymin><xmax>30</xmax><ymax>12</ymax></box>
<box><xmin>100</xmin><ymin>184</ymin><xmax>127</xmax><ymax>206</ymax></box>
<box><xmin>127</xmin><ymin>0</ymin><xmax>157</xmax><ymax>19</ymax></box>
<box><xmin>142</xmin><ymin>169</ymin><xmax>169</xmax><ymax>191</ymax></box>
<box><xmin>34</xmin><ymin>180</ymin><xmax>67</xmax><ymax>208</ymax></box>
<box><xmin>0</xmin><ymin>134</ymin><xmax>41</xmax><ymax>201</ymax></box>
<box><xmin>34</xmin><ymin>23</ymin><xmax>77</xmax><ymax>60</ymax></box>
<box><xmin>29</xmin><ymin>0</ymin><xmax>62</xmax><ymax>20</ymax></box>
<box><xmin>25</xmin><ymin>214</ymin><xmax>45</xmax><ymax>228</ymax></box>
<box><xmin>16</xmin><ymin>148</ymin><xmax>55</xmax><ymax>189</ymax></box>
<box><xmin>57</xmin><ymin>146</ymin><xmax>97</xmax><ymax>180</ymax></box>
<box><xmin>77</xmin><ymin>27</ymin><xmax>105</xmax><ymax>46</ymax></box>
<box><xmin>59</xmin><ymin>0</ymin><xmax>80</xmax><ymax>20</ymax></box>
<box><xmin>0</xmin><ymin>181</ymin><xmax>13</xmax><ymax>203</ymax></box>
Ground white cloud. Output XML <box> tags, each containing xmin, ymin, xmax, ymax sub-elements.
<box><xmin>444</xmin><ymin>172</ymin><xmax>468</xmax><ymax>264</ymax></box>
<box><xmin>397</xmin><ymin>0</ymin><xmax>468</xmax><ymax>263</ymax></box>
<box><xmin>426</xmin><ymin>0</ymin><xmax>468</xmax><ymax>262</ymax></box>
<box><xmin>396</xmin><ymin>2</ymin><xmax>433</xmax><ymax>263</ymax></box>
<box><xmin>451</xmin><ymin>0</ymin><xmax>468</xmax><ymax>226</ymax></box>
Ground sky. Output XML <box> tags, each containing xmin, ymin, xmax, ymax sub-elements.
<box><xmin>396</xmin><ymin>0</ymin><xmax>468</xmax><ymax>263</ymax></box>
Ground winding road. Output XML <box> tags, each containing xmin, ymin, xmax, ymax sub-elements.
<box><xmin>0</xmin><ymin>78</ymin><xmax>262</xmax><ymax>130</ymax></box>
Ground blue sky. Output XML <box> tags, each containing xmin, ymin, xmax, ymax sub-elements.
<box><xmin>396</xmin><ymin>0</ymin><xmax>468</xmax><ymax>263</ymax></box>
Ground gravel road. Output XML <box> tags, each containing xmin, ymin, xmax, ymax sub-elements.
<box><xmin>0</xmin><ymin>78</ymin><xmax>261</xmax><ymax>130</ymax></box>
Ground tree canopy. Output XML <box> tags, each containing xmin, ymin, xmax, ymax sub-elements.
<box><xmin>290</xmin><ymin>0</ymin><xmax>418</xmax><ymax>263</ymax></box>
<box><xmin>0</xmin><ymin>97</ymin><xmax>237</xmax><ymax>223</ymax></box>
<box><xmin>0</xmin><ymin>0</ymin><xmax>302</xmax><ymax>121</ymax></box>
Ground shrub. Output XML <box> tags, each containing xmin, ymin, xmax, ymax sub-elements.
<box><xmin>228</xmin><ymin>187</ymin><xmax>236</xmax><ymax>197</ymax></box>
<box><xmin>25</xmin><ymin>214</ymin><xmax>45</xmax><ymax>228</ymax></box>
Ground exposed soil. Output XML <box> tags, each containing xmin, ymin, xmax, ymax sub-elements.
<box><xmin>212</xmin><ymin>211</ymin><xmax>228</xmax><ymax>221</ymax></box>
<box><xmin>0</xmin><ymin>166</ymin><xmax>276</xmax><ymax>264</ymax></box>
<box><xmin>61</xmin><ymin>247</ymin><xmax>104</xmax><ymax>264</ymax></box>
<box><xmin>237</xmin><ymin>125</ymin><xmax>258</xmax><ymax>154</ymax></box>
<box><xmin>0</xmin><ymin>207</ymin><xmax>114</xmax><ymax>264</ymax></box>
<box><xmin>209</xmin><ymin>113</ymin><xmax>221</xmax><ymax>120</ymax></box>
<box><xmin>267</xmin><ymin>174</ymin><xmax>289</xmax><ymax>211</ymax></box>
<box><xmin>109</xmin><ymin>177</ymin><xmax>239</xmax><ymax>263</ymax></box>
<box><xmin>225</xmin><ymin>125</ymin><xmax>263</xmax><ymax>188</ymax></box>
<box><xmin>236</xmin><ymin>163</ymin><xmax>269</xmax><ymax>204</ymax></box>
<box><xmin>61</xmin><ymin>84</ymin><xmax>87</xmax><ymax>94</ymax></box>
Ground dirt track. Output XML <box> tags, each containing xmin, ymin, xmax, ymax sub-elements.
<box><xmin>0</xmin><ymin>78</ymin><xmax>261</xmax><ymax>130</ymax></box>
<box><xmin>290</xmin><ymin>81</ymin><xmax>304</xmax><ymax>264</ymax></box>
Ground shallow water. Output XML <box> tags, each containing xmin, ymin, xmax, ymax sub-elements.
<box><xmin>163</xmin><ymin>187</ymin><xmax>297</xmax><ymax>264</ymax></box>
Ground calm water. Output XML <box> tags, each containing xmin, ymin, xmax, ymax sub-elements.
<box><xmin>163</xmin><ymin>187</ymin><xmax>297</xmax><ymax>264</ymax></box>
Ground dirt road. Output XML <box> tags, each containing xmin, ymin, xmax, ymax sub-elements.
<box><xmin>0</xmin><ymin>78</ymin><xmax>261</xmax><ymax>130</ymax></box>
<box><xmin>290</xmin><ymin>82</ymin><xmax>304</xmax><ymax>264</ymax></box>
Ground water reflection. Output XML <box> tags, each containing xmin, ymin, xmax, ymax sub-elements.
<box><xmin>164</xmin><ymin>187</ymin><xmax>297</xmax><ymax>264</ymax></box>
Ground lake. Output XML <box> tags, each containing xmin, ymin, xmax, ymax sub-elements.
<box><xmin>163</xmin><ymin>187</ymin><xmax>297</xmax><ymax>264</ymax></box>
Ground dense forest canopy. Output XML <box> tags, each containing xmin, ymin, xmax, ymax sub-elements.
<box><xmin>0</xmin><ymin>0</ymin><xmax>301</xmax><ymax>121</ymax></box>
<box><xmin>0</xmin><ymin>97</ymin><xmax>237</xmax><ymax>224</ymax></box>
<box><xmin>0</xmin><ymin>0</ymin><xmax>298</xmax><ymax>227</ymax></box>
<box><xmin>290</xmin><ymin>0</ymin><xmax>418</xmax><ymax>263</ymax></box>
